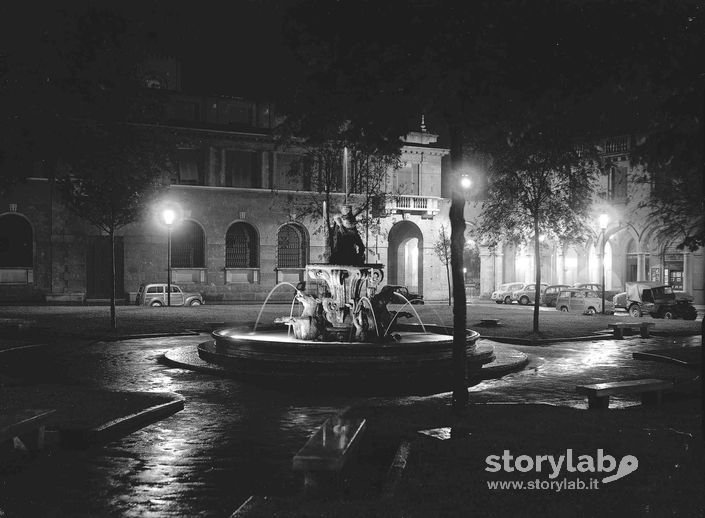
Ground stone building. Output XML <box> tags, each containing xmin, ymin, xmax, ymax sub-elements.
<box><xmin>0</xmin><ymin>65</ymin><xmax>453</xmax><ymax>303</ymax></box>
<box><xmin>472</xmin><ymin>135</ymin><xmax>704</xmax><ymax>305</ymax></box>
<box><xmin>1</xmin><ymin>59</ymin><xmax>701</xmax><ymax>305</ymax></box>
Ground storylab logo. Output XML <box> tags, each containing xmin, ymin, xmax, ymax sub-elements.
<box><xmin>485</xmin><ymin>449</ymin><xmax>638</xmax><ymax>490</ymax></box>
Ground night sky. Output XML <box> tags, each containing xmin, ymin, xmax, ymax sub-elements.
<box><xmin>130</xmin><ymin>0</ymin><xmax>304</xmax><ymax>98</ymax></box>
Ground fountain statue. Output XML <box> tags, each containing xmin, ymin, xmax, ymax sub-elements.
<box><xmin>277</xmin><ymin>204</ymin><xmax>414</xmax><ymax>342</ymax></box>
<box><xmin>198</xmin><ymin>202</ymin><xmax>494</xmax><ymax>395</ymax></box>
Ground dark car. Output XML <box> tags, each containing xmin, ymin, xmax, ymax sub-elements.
<box><xmin>613</xmin><ymin>282</ymin><xmax>696</xmax><ymax>319</ymax></box>
<box><xmin>387</xmin><ymin>285</ymin><xmax>424</xmax><ymax>305</ymax></box>
<box><xmin>541</xmin><ymin>284</ymin><xmax>570</xmax><ymax>307</ymax></box>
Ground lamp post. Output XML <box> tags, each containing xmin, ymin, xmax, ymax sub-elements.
<box><xmin>451</xmin><ymin>174</ymin><xmax>471</xmax><ymax>415</ymax></box>
<box><xmin>162</xmin><ymin>208</ymin><xmax>177</xmax><ymax>307</ymax></box>
<box><xmin>599</xmin><ymin>213</ymin><xmax>609</xmax><ymax>314</ymax></box>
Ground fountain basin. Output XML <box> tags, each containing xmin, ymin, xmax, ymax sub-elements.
<box><xmin>198</xmin><ymin>324</ymin><xmax>494</xmax><ymax>396</ymax></box>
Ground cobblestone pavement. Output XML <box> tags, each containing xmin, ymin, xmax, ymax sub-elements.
<box><xmin>0</xmin><ymin>331</ymin><xmax>701</xmax><ymax>517</ymax></box>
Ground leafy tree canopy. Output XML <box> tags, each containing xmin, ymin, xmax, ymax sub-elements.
<box><xmin>0</xmin><ymin>3</ymin><xmax>168</xmax><ymax>192</ymax></box>
<box><xmin>478</xmin><ymin>127</ymin><xmax>600</xmax><ymax>247</ymax></box>
<box><xmin>56</xmin><ymin>122</ymin><xmax>170</xmax><ymax>234</ymax></box>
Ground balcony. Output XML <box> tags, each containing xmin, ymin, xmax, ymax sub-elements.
<box><xmin>601</xmin><ymin>135</ymin><xmax>630</xmax><ymax>156</ymax></box>
<box><xmin>385</xmin><ymin>195</ymin><xmax>442</xmax><ymax>217</ymax></box>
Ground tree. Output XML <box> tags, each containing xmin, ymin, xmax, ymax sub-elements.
<box><xmin>0</xmin><ymin>4</ymin><xmax>168</xmax><ymax>194</ymax></box>
<box><xmin>478</xmin><ymin>128</ymin><xmax>599</xmax><ymax>335</ymax></box>
<box><xmin>281</xmin><ymin>0</ymin><xmax>703</xmax><ymax>409</ymax></box>
<box><xmin>276</xmin><ymin>119</ymin><xmax>401</xmax><ymax>262</ymax></box>
<box><xmin>433</xmin><ymin>226</ymin><xmax>453</xmax><ymax>305</ymax></box>
<box><xmin>57</xmin><ymin>123</ymin><xmax>169</xmax><ymax>329</ymax></box>
<box><xmin>1</xmin><ymin>4</ymin><xmax>172</xmax><ymax>325</ymax></box>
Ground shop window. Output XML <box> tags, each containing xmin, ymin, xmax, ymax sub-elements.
<box><xmin>668</xmin><ymin>270</ymin><xmax>683</xmax><ymax>291</ymax></box>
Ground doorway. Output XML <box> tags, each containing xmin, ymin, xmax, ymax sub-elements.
<box><xmin>387</xmin><ymin>221</ymin><xmax>423</xmax><ymax>294</ymax></box>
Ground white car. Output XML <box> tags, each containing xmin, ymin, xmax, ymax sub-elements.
<box><xmin>511</xmin><ymin>283</ymin><xmax>549</xmax><ymax>305</ymax></box>
<box><xmin>491</xmin><ymin>282</ymin><xmax>526</xmax><ymax>304</ymax></box>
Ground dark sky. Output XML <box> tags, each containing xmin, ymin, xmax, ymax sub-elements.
<box><xmin>141</xmin><ymin>0</ymin><xmax>304</xmax><ymax>98</ymax></box>
<box><xmin>0</xmin><ymin>0</ymin><xmax>303</xmax><ymax>99</ymax></box>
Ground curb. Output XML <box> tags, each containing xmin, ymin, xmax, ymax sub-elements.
<box><xmin>481</xmin><ymin>334</ymin><xmax>607</xmax><ymax>346</ymax></box>
<box><xmin>91</xmin><ymin>392</ymin><xmax>185</xmax><ymax>442</ymax></box>
<box><xmin>59</xmin><ymin>392</ymin><xmax>185</xmax><ymax>448</ymax></box>
<box><xmin>98</xmin><ymin>331</ymin><xmax>201</xmax><ymax>342</ymax></box>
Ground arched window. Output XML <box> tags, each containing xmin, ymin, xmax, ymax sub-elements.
<box><xmin>626</xmin><ymin>239</ymin><xmax>637</xmax><ymax>282</ymax></box>
<box><xmin>171</xmin><ymin>220</ymin><xmax>205</xmax><ymax>268</ymax></box>
<box><xmin>277</xmin><ymin>224</ymin><xmax>307</xmax><ymax>268</ymax></box>
<box><xmin>0</xmin><ymin>214</ymin><xmax>32</xmax><ymax>267</ymax></box>
<box><xmin>226</xmin><ymin>222</ymin><xmax>258</xmax><ymax>268</ymax></box>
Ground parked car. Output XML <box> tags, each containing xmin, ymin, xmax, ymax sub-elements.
<box><xmin>556</xmin><ymin>288</ymin><xmax>603</xmax><ymax>315</ymax></box>
<box><xmin>541</xmin><ymin>284</ymin><xmax>571</xmax><ymax>307</ymax></box>
<box><xmin>572</xmin><ymin>282</ymin><xmax>602</xmax><ymax>292</ymax></box>
<box><xmin>387</xmin><ymin>285</ymin><xmax>424</xmax><ymax>305</ymax></box>
<box><xmin>491</xmin><ymin>282</ymin><xmax>526</xmax><ymax>304</ymax></box>
<box><xmin>612</xmin><ymin>282</ymin><xmax>696</xmax><ymax>319</ymax></box>
<box><xmin>511</xmin><ymin>283</ymin><xmax>549</xmax><ymax>305</ymax></box>
<box><xmin>135</xmin><ymin>283</ymin><xmax>205</xmax><ymax>307</ymax></box>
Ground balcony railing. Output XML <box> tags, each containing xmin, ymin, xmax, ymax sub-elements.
<box><xmin>602</xmin><ymin>135</ymin><xmax>630</xmax><ymax>155</ymax></box>
<box><xmin>386</xmin><ymin>195</ymin><xmax>441</xmax><ymax>215</ymax></box>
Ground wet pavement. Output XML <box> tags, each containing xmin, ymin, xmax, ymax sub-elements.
<box><xmin>469</xmin><ymin>335</ymin><xmax>700</xmax><ymax>408</ymax></box>
<box><xmin>0</xmin><ymin>332</ymin><xmax>701</xmax><ymax>517</ymax></box>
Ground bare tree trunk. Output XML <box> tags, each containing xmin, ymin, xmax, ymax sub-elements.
<box><xmin>450</xmin><ymin>191</ymin><xmax>468</xmax><ymax>414</ymax></box>
<box><xmin>446</xmin><ymin>259</ymin><xmax>452</xmax><ymax>306</ymax></box>
<box><xmin>533</xmin><ymin>218</ymin><xmax>541</xmax><ymax>334</ymax></box>
<box><xmin>110</xmin><ymin>229</ymin><xmax>117</xmax><ymax>330</ymax></box>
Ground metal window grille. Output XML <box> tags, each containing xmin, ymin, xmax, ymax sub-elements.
<box><xmin>226</xmin><ymin>223</ymin><xmax>258</xmax><ymax>268</ymax></box>
<box><xmin>277</xmin><ymin>224</ymin><xmax>305</xmax><ymax>268</ymax></box>
<box><xmin>171</xmin><ymin>221</ymin><xmax>205</xmax><ymax>268</ymax></box>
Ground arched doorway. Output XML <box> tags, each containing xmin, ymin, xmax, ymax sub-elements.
<box><xmin>0</xmin><ymin>214</ymin><xmax>32</xmax><ymax>267</ymax></box>
<box><xmin>387</xmin><ymin>221</ymin><xmax>423</xmax><ymax>294</ymax></box>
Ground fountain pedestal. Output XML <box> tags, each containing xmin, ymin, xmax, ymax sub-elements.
<box><xmin>306</xmin><ymin>263</ymin><xmax>384</xmax><ymax>331</ymax></box>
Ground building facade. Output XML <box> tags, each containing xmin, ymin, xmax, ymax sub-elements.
<box><xmin>0</xmin><ymin>81</ymin><xmax>455</xmax><ymax>304</ymax></box>
<box><xmin>472</xmin><ymin>136</ymin><xmax>704</xmax><ymax>305</ymax></box>
<box><xmin>1</xmin><ymin>62</ymin><xmax>702</xmax><ymax>305</ymax></box>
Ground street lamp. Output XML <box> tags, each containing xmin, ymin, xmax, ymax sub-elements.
<box><xmin>599</xmin><ymin>213</ymin><xmax>609</xmax><ymax>315</ymax></box>
<box><xmin>451</xmin><ymin>174</ymin><xmax>472</xmax><ymax>415</ymax></box>
<box><xmin>161</xmin><ymin>207</ymin><xmax>178</xmax><ymax>307</ymax></box>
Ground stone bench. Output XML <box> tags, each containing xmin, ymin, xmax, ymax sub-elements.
<box><xmin>576</xmin><ymin>378</ymin><xmax>673</xmax><ymax>410</ymax></box>
<box><xmin>0</xmin><ymin>409</ymin><xmax>56</xmax><ymax>451</ymax></box>
<box><xmin>292</xmin><ymin>415</ymin><xmax>367</xmax><ymax>495</ymax></box>
<box><xmin>607</xmin><ymin>321</ymin><xmax>655</xmax><ymax>339</ymax></box>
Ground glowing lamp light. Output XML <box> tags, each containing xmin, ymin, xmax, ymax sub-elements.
<box><xmin>460</xmin><ymin>175</ymin><xmax>472</xmax><ymax>190</ymax></box>
<box><xmin>162</xmin><ymin>208</ymin><xmax>177</xmax><ymax>226</ymax></box>
<box><xmin>599</xmin><ymin>213</ymin><xmax>609</xmax><ymax>230</ymax></box>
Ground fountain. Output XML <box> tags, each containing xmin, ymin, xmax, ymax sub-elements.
<box><xmin>198</xmin><ymin>204</ymin><xmax>494</xmax><ymax>395</ymax></box>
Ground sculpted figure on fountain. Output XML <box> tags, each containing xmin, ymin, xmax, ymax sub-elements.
<box><xmin>329</xmin><ymin>204</ymin><xmax>365</xmax><ymax>266</ymax></box>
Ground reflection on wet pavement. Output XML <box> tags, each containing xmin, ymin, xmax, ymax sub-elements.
<box><xmin>470</xmin><ymin>335</ymin><xmax>700</xmax><ymax>409</ymax></box>
<box><xmin>0</xmin><ymin>333</ymin><xmax>700</xmax><ymax>516</ymax></box>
